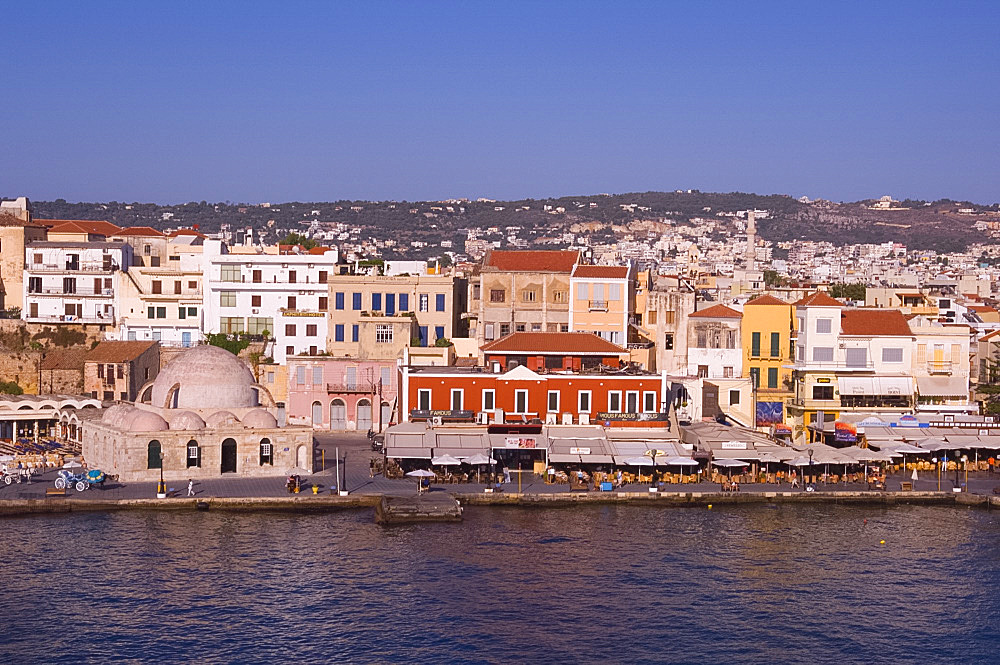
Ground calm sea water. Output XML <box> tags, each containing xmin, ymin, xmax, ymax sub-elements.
<box><xmin>0</xmin><ymin>504</ymin><xmax>998</xmax><ymax>664</ymax></box>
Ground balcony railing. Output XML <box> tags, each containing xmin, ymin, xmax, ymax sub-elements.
<box><xmin>29</xmin><ymin>263</ymin><xmax>118</xmax><ymax>273</ymax></box>
<box><xmin>29</xmin><ymin>287</ymin><xmax>114</xmax><ymax>297</ymax></box>
<box><xmin>789</xmin><ymin>359</ymin><xmax>875</xmax><ymax>370</ymax></box>
<box><xmin>326</xmin><ymin>382</ymin><xmax>377</xmax><ymax>394</ymax></box>
<box><xmin>588</xmin><ymin>300</ymin><xmax>608</xmax><ymax>311</ymax></box>
<box><xmin>927</xmin><ymin>360</ymin><xmax>953</xmax><ymax>374</ymax></box>
<box><xmin>26</xmin><ymin>313</ymin><xmax>115</xmax><ymax>324</ymax></box>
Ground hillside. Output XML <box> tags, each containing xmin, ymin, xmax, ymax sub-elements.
<box><xmin>20</xmin><ymin>192</ymin><xmax>1000</xmax><ymax>253</ymax></box>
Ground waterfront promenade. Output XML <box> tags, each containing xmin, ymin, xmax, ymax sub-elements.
<box><xmin>3</xmin><ymin>433</ymin><xmax>1000</xmax><ymax>510</ymax></box>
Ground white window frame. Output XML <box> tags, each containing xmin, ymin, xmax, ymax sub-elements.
<box><xmin>608</xmin><ymin>390</ymin><xmax>622</xmax><ymax>413</ymax></box>
<box><xmin>816</xmin><ymin>318</ymin><xmax>832</xmax><ymax>334</ymax></box>
<box><xmin>419</xmin><ymin>294</ymin><xmax>429</xmax><ymax>312</ymax></box>
<box><xmin>642</xmin><ymin>391</ymin><xmax>657</xmax><ymax>413</ymax></box>
<box><xmin>417</xmin><ymin>389</ymin><xmax>432</xmax><ymax>411</ymax></box>
<box><xmin>375</xmin><ymin>324</ymin><xmax>393</xmax><ymax>344</ymax></box>
<box><xmin>578</xmin><ymin>390</ymin><xmax>592</xmax><ymax>413</ymax></box>
<box><xmin>482</xmin><ymin>389</ymin><xmax>495</xmax><ymax>412</ymax></box>
<box><xmin>547</xmin><ymin>390</ymin><xmax>560</xmax><ymax>413</ymax></box>
<box><xmin>514</xmin><ymin>389</ymin><xmax>529</xmax><ymax>414</ymax></box>
<box><xmin>625</xmin><ymin>390</ymin><xmax>639</xmax><ymax>414</ymax></box>
<box><xmin>450</xmin><ymin>388</ymin><xmax>464</xmax><ymax>411</ymax></box>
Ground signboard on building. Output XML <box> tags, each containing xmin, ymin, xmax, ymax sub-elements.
<box><xmin>595</xmin><ymin>412</ymin><xmax>669</xmax><ymax>422</ymax></box>
<box><xmin>569</xmin><ymin>447</ymin><xmax>591</xmax><ymax>455</ymax></box>
<box><xmin>504</xmin><ymin>437</ymin><xmax>537</xmax><ymax>449</ymax></box>
<box><xmin>720</xmin><ymin>441</ymin><xmax>748</xmax><ymax>450</ymax></box>
<box><xmin>834</xmin><ymin>421</ymin><xmax>857</xmax><ymax>443</ymax></box>
<box><xmin>409</xmin><ymin>409</ymin><xmax>474</xmax><ymax>420</ymax></box>
<box><xmin>755</xmin><ymin>401</ymin><xmax>784</xmax><ymax>427</ymax></box>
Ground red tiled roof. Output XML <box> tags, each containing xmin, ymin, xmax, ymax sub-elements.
<box><xmin>0</xmin><ymin>213</ymin><xmax>47</xmax><ymax>228</ymax></box>
<box><xmin>168</xmin><ymin>229</ymin><xmax>207</xmax><ymax>238</ymax></box>
<box><xmin>41</xmin><ymin>220</ymin><xmax>122</xmax><ymax>236</ymax></box>
<box><xmin>40</xmin><ymin>348</ymin><xmax>88</xmax><ymax>371</ymax></box>
<box><xmin>481</xmin><ymin>332</ymin><xmax>627</xmax><ymax>355</ymax></box>
<box><xmin>969</xmin><ymin>305</ymin><xmax>996</xmax><ymax>312</ymax></box>
<box><xmin>114</xmin><ymin>226</ymin><xmax>164</xmax><ymax>237</ymax></box>
<box><xmin>745</xmin><ymin>294</ymin><xmax>789</xmax><ymax>306</ymax></box>
<box><xmin>308</xmin><ymin>246</ymin><xmax>334</xmax><ymax>255</ymax></box>
<box><xmin>794</xmin><ymin>291</ymin><xmax>843</xmax><ymax>307</ymax></box>
<box><xmin>571</xmin><ymin>265</ymin><xmax>629</xmax><ymax>279</ymax></box>
<box><xmin>840</xmin><ymin>310</ymin><xmax>912</xmax><ymax>336</ymax></box>
<box><xmin>484</xmin><ymin>250</ymin><xmax>579</xmax><ymax>273</ymax></box>
<box><xmin>84</xmin><ymin>340</ymin><xmax>158</xmax><ymax>363</ymax></box>
<box><xmin>980</xmin><ymin>330</ymin><xmax>1000</xmax><ymax>341</ymax></box>
<box><xmin>689</xmin><ymin>304</ymin><xmax>742</xmax><ymax>319</ymax></box>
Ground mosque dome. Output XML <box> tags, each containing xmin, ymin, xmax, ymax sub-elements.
<box><xmin>169</xmin><ymin>411</ymin><xmax>206</xmax><ymax>431</ymax></box>
<box><xmin>149</xmin><ymin>345</ymin><xmax>260</xmax><ymax>410</ymax></box>
<box><xmin>128</xmin><ymin>410</ymin><xmax>170</xmax><ymax>432</ymax></box>
<box><xmin>242</xmin><ymin>409</ymin><xmax>278</xmax><ymax>429</ymax></box>
<box><xmin>205</xmin><ymin>411</ymin><xmax>241</xmax><ymax>428</ymax></box>
<box><xmin>102</xmin><ymin>404</ymin><xmax>135</xmax><ymax>427</ymax></box>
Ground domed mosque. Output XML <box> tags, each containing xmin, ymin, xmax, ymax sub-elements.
<box><xmin>82</xmin><ymin>345</ymin><xmax>314</xmax><ymax>483</ymax></box>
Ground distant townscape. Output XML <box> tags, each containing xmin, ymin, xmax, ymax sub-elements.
<box><xmin>2</xmin><ymin>190</ymin><xmax>1000</xmax><ymax>489</ymax></box>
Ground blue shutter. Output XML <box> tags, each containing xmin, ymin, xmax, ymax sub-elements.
<box><xmin>372</xmin><ymin>293</ymin><xmax>382</xmax><ymax>311</ymax></box>
<box><xmin>385</xmin><ymin>293</ymin><xmax>396</xmax><ymax>315</ymax></box>
<box><xmin>352</xmin><ymin>292</ymin><xmax>362</xmax><ymax>310</ymax></box>
<box><xmin>399</xmin><ymin>293</ymin><xmax>409</xmax><ymax>311</ymax></box>
<box><xmin>418</xmin><ymin>326</ymin><xmax>428</xmax><ymax>346</ymax></box>
<box><xmin>335</xmin><ymin>292</ymin><xmax>345</xmax><ymax>310</ymax></box>
<box><xmin>435</xmin><ymin>326</ymin><xmax>444</xmax><ymax>342</ymax></box>
<box><xmin>435</xmin><ymin>293</ymin><xmax>445</xmax><ymax>312</ymax></box>
<box><xmin>351</xmin><ymin>325</ymin><xmax>359</xmax><ymax>342</ymax></box>
<box><xmin>335</xmin><ymin>324</ymin><xmax>344</xmax><ymax>342</ymax></box>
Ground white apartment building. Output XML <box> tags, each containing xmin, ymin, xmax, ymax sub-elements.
<box><xmin>202</xmin><ymin>240</ymin><xmax>338</xmax><ymax>364</ymax></box>
<box><xmin>685</xmin><ymin>304</ymin><xmax>743</xmax><ymax>379</ymax></box>
<box><xmin>117</xmin><ymin>246</ymin><xmax>205</xmax><ymax>347</ymax></box>
<box><xmin>23</xmin><ymin>241</ymin><xmax>132</xmax><ymax>327</ymax></box>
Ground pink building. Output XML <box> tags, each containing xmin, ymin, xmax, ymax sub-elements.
<box><xmin>286</xmin><ymin>357</ymin><xmax>398</xmax><ymax>431</ymax></box>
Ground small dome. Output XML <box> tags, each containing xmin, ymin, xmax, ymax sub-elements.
<box><xmin>102</xmin><ymin>404</ymin><xmax>134</xmax><ymax>426</ymax></box>
<box><xmin>150</xmin><ymin>345</ymin><xmax>260</xmax><ymax>410</ymax></box>
<box><xmin>128</xmin><ymin>410</ymin><xmax>170</xmax><ymax>432</ymax></box>
<box><xmin>114</xmin><ymin>407</ymin><xmax>143</xmax><ymax>430</ymax></box>
<box><xmin>242</xmin><ymin>409</ymin><xmax>278</xmax><ymax>429</ymax></box>
<box><xmin>205</xmin><ymin>411</ymin><xmax>241</xmax><ymax>428</ymax></box>
<box><xmin>170</xmin><ymin>411</ymin><xmax>206</xmax><ymax>430</ymax></box>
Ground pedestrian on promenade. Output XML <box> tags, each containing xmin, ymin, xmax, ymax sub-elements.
<box><xmin>791</xmin><ymin>471</ymin><xmax>799</xmax><ymax>489</ymax></box>
<box><xmin>369</xmin><ymin>458</ymin><xmax>376</xmax><ymax>479</ymax></box>
<box><xmin>187</xmin><ymin>479</ymin><xmax>194</xmax><ymax>496</ymax></box>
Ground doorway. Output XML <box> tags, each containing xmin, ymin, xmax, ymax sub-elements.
<box><xmin>330</xmin><ymin>399</ymin><xmax>346</xmax><ymax>429</ymax></box>
<box><xmin>357</xmin><ymin>399</ymin><xmax>372</xmax><ymax>431</ymax></box>
<box><xmin>221</xmin><ymin>438</ymin><xmax>237</xmax><ymax>473</ymax></box>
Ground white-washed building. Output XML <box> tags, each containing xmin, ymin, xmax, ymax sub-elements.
<box><xmin>686</xmin><ymin>303</ymin><xmax>743</xmax><ymax>379</ymax></box>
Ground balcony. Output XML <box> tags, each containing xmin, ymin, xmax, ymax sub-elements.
<box><xmin>588</xmin><ymin>300</ymin><xmax>608</xmax><ymax>311</ymax></box>
<box><xmin>26</xmin><ymin>312</ymin><xmax>115</xmax><ymax>325</ymax></box>
<box><xmin>787</xmin><ymin>359</ymin><xmax>874</xmax><ymax>372</ymax></box>
<box><xmin>326</xmin><ymin>382</ymin><xmax>377</xmax><ymax>394</ymax></box>
<box><xmin>29</xmin><ymin>287</ymin><xmax>114</xmax><ymax>298</ymax></box>
<box><xmin>927</xmin><ymin>360</ymin><xmax>953</xmax><ymax>374</ymax></box>
<box><xmin>29</xmin><ymin>262</ymin><xmax>118</xmax><ymax>274</ymax></box>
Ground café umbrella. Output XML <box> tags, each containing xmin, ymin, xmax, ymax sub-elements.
<box><xmin>712</xmin><ymin>458</ymin><xmax>748</xmax><ymax>481</ymax></box>
<box><xmin>431</xmin><ymin>455</ymin><xmax>462</xmax><ymax>466</ymax></box>
<box><xmin>625</xmin><ymin>457</ymin><xmax>655</xmax><ymax>485</ymax></box>
<box><xmin>406</xmin><ymin>468</ymin><xmax>436</xmax><ymax>492</ymax></box>
<box><xmin>463</xmin><ymin>452</ymin><xmax>495</xmax><ymax>483</ymax></box>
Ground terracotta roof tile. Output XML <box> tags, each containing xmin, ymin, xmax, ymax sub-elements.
<box><xmin>0</xmin><ymin>213</ymin><xmax>47</xmax><ymax>228</ymax></box>
<box><xmin>84</xmin><ymin>341</ymin><xmax>158</xmax><ymax>363</ymax></box>
<box><xmin>571</xmin><ymin>265</ymin><xmax>630</xmax><ymax>279</ymax></box>
<box><xmin>745</xmin><ymin>294</ymin><xmax>789</xmax><ymax>306</ymax></box>
<box><xmin>168</xmin><ymin>229</ymin><xmax>207</xmax><ymax>238</ymax></box>
<box><xmin>793</xmin><ymin>291</ymin><xmax>843</xmax><ymax>307</ymax></box>
<box><xmin>114</xmin><ymin>226</ymin><xmax>164</xmax><ymax>237</ymax></box>
<box><xmin>484</xmin><ymin>250</ymin><xmax>579</xmax><ymax>273</ymax></box>
<box><xmin>481</xmin><ymin>332</ymin><xmax>627</xmax><ymax>354</ymax></box>
<box><xmin>689</xmin><ymin>303</ymin><xmax>742</xmax><ymax>319</ymax></box>
<box><xmin>40</xmin><ymin>348</ymin><xmax>88</xmax><ymax>371</ymax></box>
<box><xmin>840</xmin><ymin>310</ymin><xmax>912</xmax><ymax>336</ymax></box>
<box><xmin>41</xmin><ymin>219</ymin><xmax>122</xmax><ymax>237</ymax></box>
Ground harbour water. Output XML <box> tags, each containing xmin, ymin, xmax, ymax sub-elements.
<box><xmin>2</xmin><ymin>504</ymin><xmax>999</xmax><ymax>664</ymax></box>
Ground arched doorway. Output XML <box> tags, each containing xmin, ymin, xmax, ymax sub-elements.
<box><xmin>357</xmin><ymin>399</ymin><xmax>372</xmax><ymax>431</ymax></box>
<box><xmin>147</xmin><ymin>440</ymin><xmax>162</xmax><ymax>469</ymax></box>
<box><xmin>330</xmin><ymin>399</ymin><xmax>346</xmax><ymax>429</ymax></box>
<box><xmin>259</xmin><ymin>438</ymin><xmax>272</xmax><ymax>466</ymax></box>
<box><xmin>311</xmin><ymin>401</ymin><xmax>323</xmax><ymax>427</ymax></box>
<box><xmin>221</xmin><ymin>438</ymin><xmax>237</xmax><ymax>473</ymax></box>
<box><xmin>186</xmin><ymin>440</ymin><xmax>201</xmax><ymax>468</ymax></box>
<box><xmin>380</xmin><ymin>401</ymin><xmax>392</xmax><ymax>428</ymax></box>
<box><xmin>296</xmin><ymin>444</ymin><xmax>307</xmax><ymax>469</ymax></box>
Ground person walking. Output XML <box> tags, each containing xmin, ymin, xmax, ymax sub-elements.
<box><xmin>187</xmin><ymin>479</ymin><xmax>195</xmax><ymax>497</ymax></box>
<box><xmin>369</xmin><ymin>458</ymin><xmax>376</xmax><ymax>479</ymax></box>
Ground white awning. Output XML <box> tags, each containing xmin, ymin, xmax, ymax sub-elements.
<box><xmin>916</xmin><ymin>376</ymin><xmax>969</xmax><ymax>397</ymax></box>
<box><xmin>838</xmin><ymin>377</ymin><xmax>913</xmax><ymax>396</ymax></box>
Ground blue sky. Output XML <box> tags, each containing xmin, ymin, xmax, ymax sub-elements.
<box><xmin>2</xmin><ymin>1</ymin><xmax>998</xmax><ymax>204</ymax></box>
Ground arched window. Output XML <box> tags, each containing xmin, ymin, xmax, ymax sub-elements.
<box><xmin>221</xmin><ymin>438</ymin><xmax>237</xmax><ymax>474</ymax></box>
<box><xmin>311</xmin><ymin>401</ymin><xmax>323</xmax><ymax>426</ymax></box>
<box><xmin>330</xmin><ymin>399</ymin><xmax>346</xmax><ymax>429</ymax></box>
<box><xmin>259</xmin><ymin>438</ymin><xmax>273</xmax><ymax>466</ymax></box>
<box><xmin>186</xmin><ymin>440</ymin><xmax>201</xmax><ymax>468</ymax></box>
<box><xmin>147</xmin><ymin>440</ymin><xmax>162</xmax><ymax>469</ymax></box>
<box><xmin>357</xmin><ymin>398</ymin><xmax>372</xmax><ymax>431</ymax></box>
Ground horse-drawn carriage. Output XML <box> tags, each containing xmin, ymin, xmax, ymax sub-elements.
<box><xmin>54</xmin><ymin>469</ymin><xmax>107</xmax><ymax>492</ymax></box>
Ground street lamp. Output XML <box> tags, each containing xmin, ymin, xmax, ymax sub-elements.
<box><xmin>807</xmin><ymin>448</ymin><xmax>814</xmax><ymax>486</ymax></box>
<box><xmin>933</xmin><ymin>457</ymin><xmax>940</xmax><ymax>491</ymax></box>
<box><xmin>157</xmin><ymin>451</ymin><xmax>166</xmax><ymax>497</ymax></box>
<box><xmin>962</xmin><ymin>454</ymin><xmax>969</xmax><ymax>491</ymax></box>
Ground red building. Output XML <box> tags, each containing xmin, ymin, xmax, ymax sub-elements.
<box><xmin>403</xmin><ymin>332</ymin><xmax>670</xmax><ymax>426</ymax></box>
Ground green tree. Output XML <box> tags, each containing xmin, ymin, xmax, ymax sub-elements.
<box><xmin>829</xmin><ymin>283</ymin><xmax>867</xmax><ymax>301</ymax></box>
<box><xmin>0</xmin><ymin>380</ymin><xmax>23</xmax><ymax>395</ymax></box>
<box><xmin>763</xmin><ymin>270</ymin><xmax>784</xmax><ymax>287</ymax></box>
<box><xmin>278</xmin><ymin>232</ymin><xmax>317</xmax><ymax>250</ymax></box>
<box><xmin>205</xmin><ymin>333</ymin><xmax>251</xmax><ymax>356</ymax></box>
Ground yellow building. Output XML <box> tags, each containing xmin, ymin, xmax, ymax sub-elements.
<box><xmin>741</xmin><ymin>294</ymin><xmax>796</xmax><ymax>427</ymax></box>
<box><xmin>0</xmin><ymin>213</ymin><xmax>47</xmax><ymax>312</ymax></box>
<box><xmin>568</xmin><ymin>264</ymin><xmax>634</xmax><ymax>347</ymax></box>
